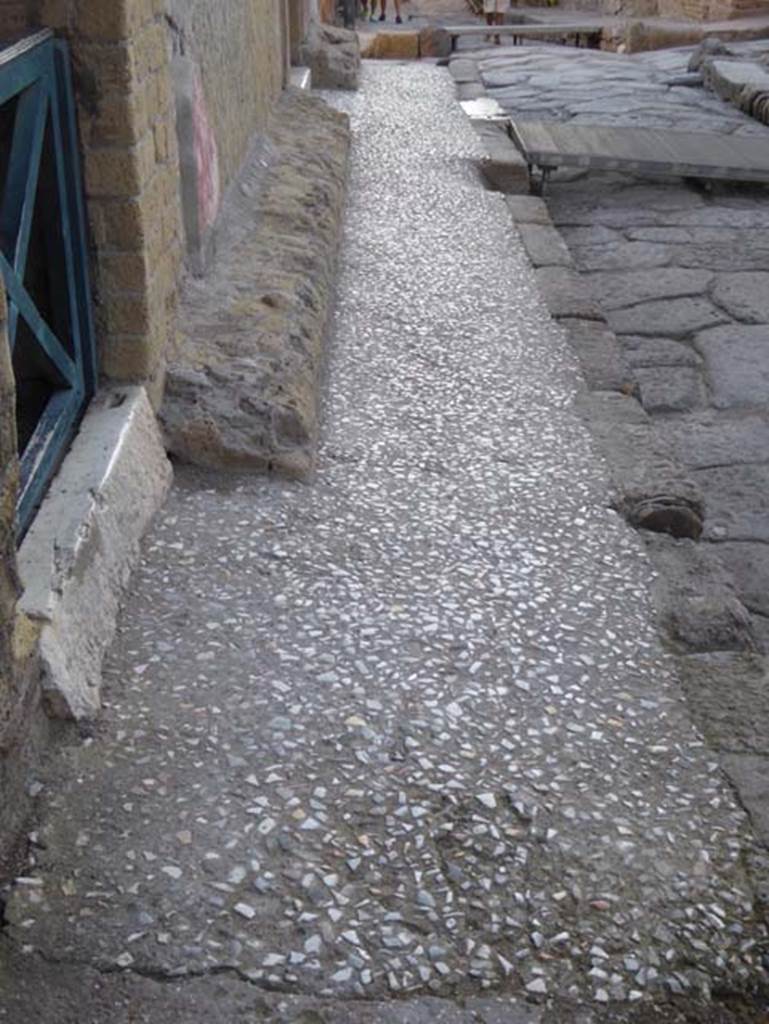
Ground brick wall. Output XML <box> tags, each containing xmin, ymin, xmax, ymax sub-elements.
<box><xmin>0</xmin><ymin>0</ymin><xmax>184</xmax><ymax>401</ymax></box>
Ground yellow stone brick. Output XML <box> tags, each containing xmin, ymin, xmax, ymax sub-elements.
<box><xmin>133</xmin><ymin>20</ymin><xmax>166</xmax><ymax>79</ymax></box>
<box><xmin>101</xmin><ymin>331</ymin><xmax>163</xmax><ymax>381</ymax></box>
<box><xmin>99</xmin><ymin>286</ymin><xmax>164</xmax><ymax>335</ymax></box>
<box><xmin>75</xmin><ymin>0</ymin><xmax>153</xmax><ymax>42</ymax></box>
<box><xmin>39</xmin><ymin>0</ymin><xmax>72</xmax><ymax>30</ymax></box>
<box><xmin>84</xmin><ymin>131</ymin><xmax>155</xmax><ymax>198</ymax></box>
<box><xmin>74</xmin><ymin>42</ymin><xmax>134</xmax><ymax>99</ymax></box>
<box><xmin>100</xmin><ymin>249</ymin><xmax>151</xmax><ymax>294</ymax></box>
<box><xmin>89</xmin><ymin>82</ymin><xmax>151</xmax><ymax>147</ymax></box>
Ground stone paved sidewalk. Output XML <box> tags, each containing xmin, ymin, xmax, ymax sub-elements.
<box><xmin>1</xmin><ymin>64</ymin><xmax>768</xmax><ymax>1023</ymax></box>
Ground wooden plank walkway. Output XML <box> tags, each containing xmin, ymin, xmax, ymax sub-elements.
<box><xmin>447</xmin><ymin>22</ymin><xmax>605</xmax><ymax>50</ymax></box>
<box><xmin>508</xmin><ymin>119</ymin><xmax>769</xmax><ymax>191</ymax></box>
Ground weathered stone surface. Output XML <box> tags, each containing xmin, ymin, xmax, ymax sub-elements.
<box><xmin>576</xmin><ymin>392</ymin><xmax>704</xmax><ymax>539</ymax></box>
<box><xmin>693</xmin><ymin>464</ymin><xmax>769</xmax><ymax>543</ymax></box>
<box><xmin>644</xmin><ymin>535</ymin><xmax>757</xmax><ymax>653</ymax></box>
<box><xmin>634</xmin><ymin>365</ymin><xmax>706</xmax><ymax>414</ymax></box>
<box><xmin>448</xmin><ymin>57</ymin><xmax>480</xmax><ymax>84</ymax></box>
<box><xmin>418</xmin><ymin>26</ymin><xmax>451</xmax><ymax>58</ymax></box>
<box><xmin>711</xmin><ymin>272</ymin><xmax>769</xmax><ymax>324</ymax></box>
<box><xmin>623</xmin><ymin>335</ymin><xmax>701</xmax><ymax>369</ymax></box>
<box><xmin>456</xmin><ymin>82</ymin><xmax>485</xmax><ymax>101</ymax></box>
<box><xmin>720</xmin><ymin>753</ymin><xmax>769</xmax><ymax>846</ymax></box>
<box><xmin>688</xmin><ymin>37</ymin><xmax>733</xmax><ymax>74</ymax></box>
<box><xmin>471</xmin><ymin>121</ymin><xmax>529</xmax><ymax>194</ymax></box>
<box><xmin>466</xmin><ymin>998</ymin><xmax>544</xmax><ymax>1024</ymax></box>
<box><xmin>679</xmin><ymin>653</ymin><xmax>769</xmax><ymax>754</ymax></box>
<box><xmin>516</xmin><ymin>223</ymin><xmax>572</xmax><ymax>268</ymax></box>
<box><xmin>623</xmin><ymin>22</ymin><xmax>704</xmax><ymax>55</ymax></box>
<box><xmin>161</xmin><ymin>90</ymin><xmax>350</xmax><ymax>476</ymax></box>
<box><xmin>608</xmin><ymin>296</ymin><xmax>727</xmax><ymax>338</ymax></box>
<box><xmin>304</xmin><ymin>20</ymin><xmax>360</xmax><ymax>90</ymax></box>
<box><xmin>589</xmin><ymin>268</ymin><xmax>712</xmax><ymax>311</ymax></box>
<box><xmin>505</xmin><ymin>194</ymin><xmax>551</xmax><ymax>225</ymax></box>
<box><xmin>560</xmin><ymin>318</ymin><xmax>632</xmax><ymax>393</ymax></box>
<box><xmin>694</xmin><ymin>324</ymin><xmax>769</xmax><ymax>409</ymax></box>
<box><xmin>710</xmin><ymin>541</ymin><xmax>769</xmax><ymax>618</ymax></box>
<box><xmin>534</xmin><ymin>266</ymin><xmax>603</xmax><ymax>321</ymax></box>
<box><xmin>568</xmin><ymin>239</ymin><xmax>672</xmax><ymax>273</ymax></box>
<box><xmin>18</xmin><ymin>388</ymin><xmax>172</xmax><ymax>720</ymax></box>
<box><xmin>656</xmin><ymin>414</ymin><xmax>769</xmax><ymax>470</ymax></box>
<box><xmin>702</xmin><ymin>58</ymin><xmax>769</xmax><ymax>125</ymax></box>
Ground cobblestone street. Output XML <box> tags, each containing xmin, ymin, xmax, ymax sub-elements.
<box><xmin>1</xmin><ymin>63</ymin><xmax>768</xmax><ymax>1022</ymax></box>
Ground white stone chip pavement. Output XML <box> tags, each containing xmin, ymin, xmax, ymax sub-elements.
<box><xmin>4</xmin><ymin>63</ymin><xmax>768</xmax><ymax>1017</ymax></box>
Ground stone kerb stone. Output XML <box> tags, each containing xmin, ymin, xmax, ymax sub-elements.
<box><xmin>505</xmin><ymin>193</ymin><xmax>704</xmax><ymax>543</ymax></box>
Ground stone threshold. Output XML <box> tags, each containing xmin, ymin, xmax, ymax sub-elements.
<box><xmin>18</xmin><ymin>386</ymin><xmax>172</xmax><ymax>720</ymax></box>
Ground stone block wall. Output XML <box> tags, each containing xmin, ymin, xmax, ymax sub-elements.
<box><xmin>0</xmin><ymin>0</ymin><xmax>184</xmax><ymax>402</ymax></box>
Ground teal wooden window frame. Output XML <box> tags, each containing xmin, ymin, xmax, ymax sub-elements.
<box><xmin>0</xmin><ymin>30</ymin><xmax>97</xmax><ymax>537</ymax></box>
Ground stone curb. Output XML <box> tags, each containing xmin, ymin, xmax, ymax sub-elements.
<box><xmin>17</xmin><ymin>387</ymin><xmax>172</xmax><ymax>720</ymax></box>
<box><xmin>471</xmin><ymin>120</ymin><xmax>529</xmax><ymax>194</ymax></box>
<box><xmin>161</xmin><ymin>88</ymin><xmax>351</xmax><ymax>478</ymax></box>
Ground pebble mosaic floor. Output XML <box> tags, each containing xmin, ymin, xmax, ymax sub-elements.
<box><xmin>5</xmin><ymin>63</ymin><xmax>768</xmax><ymax>1013</ymax></box>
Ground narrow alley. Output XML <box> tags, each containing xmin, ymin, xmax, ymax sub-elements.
<box><xmin>1</xmin><ymin>64</ymin><xmax>767</xmax><ymax>1023</ymax></box>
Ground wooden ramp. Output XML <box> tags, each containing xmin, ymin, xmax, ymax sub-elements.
<box><xmin>508</xmin><ymin>119</ymin><xmax>769</xmax><ymax>192</ymax></box>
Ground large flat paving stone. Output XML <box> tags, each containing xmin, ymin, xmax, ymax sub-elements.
<box><xmin>657</xmin><ymin>414</ymin><xmax>769</xmax><ymax>469</ymax></box>
<box><xmin>712</xmin><ymin>272</ymin><xmax>769</xmax><ymax>324</ymax></box>
<box><xmin>608</xmin><ymin>296</ymin><xmax>728</xmax><ymax>338</ymax></box>
<box><xmin>711</xmin><ymin>540</ymin><xmax>769</xmax><ymax>617</ymax></box>
<box><xmin>589</xmin><ymin>268</ymin><xmax>712</xmax><ymax>311</ymax></box>
<box><xmin>634</xmin><ymin>365</ymin><xmax>706</xmax><ymax>414</ymax></box>
<box><xmin>695</xmin><ymin>324</ymin><xmax>769</xmax><ymax>409</ymax></box>
<box><xmin>678</xmin><ymin>653</ymin><xmax>769</xmax><ymax>756</ymax></box>
<box><xmin>693</xmin><ymin>463</ymin><xmax>769</xmax><ymax>542</ymax></box>
<box><xmin>567</xmin><ymin>239</ymin><xmax>673</xmax><ymax>273</ymax></box>
<box><xmin>623</xmin><ymin>336</ymin><xmax>702</xmax><ymax>368</ymax></box>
